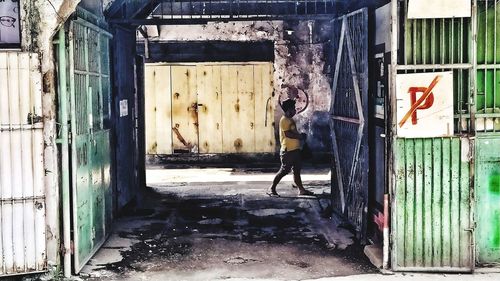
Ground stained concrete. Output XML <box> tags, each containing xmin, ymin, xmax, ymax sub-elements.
<box><xmin>79</xmin><ymin>167</ymin><xmax>375</xmax><ymax>280</ymax></box>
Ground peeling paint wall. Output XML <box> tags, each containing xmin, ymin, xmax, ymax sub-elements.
<box><xmin>142</xmin><ymin>20</ymin><xmax>333</xmax><ymax>155</ymax></box>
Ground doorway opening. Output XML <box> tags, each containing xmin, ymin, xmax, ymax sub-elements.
<box><xmin>56</xmin><ymin>0</ymin><xmax>392</xmax><ymax>278</ymax></box>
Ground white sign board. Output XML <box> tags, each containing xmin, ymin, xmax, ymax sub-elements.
<box><xmin>396</xmin><ymin>72</ymin><xmax>454</xmax><ymax>138</ymax></box>
<box><xmin>0</xmin><ymin>0</ymin><xmax>20</xmax><ymax>45</ymax></box>
<box><xmin>408</xmin><ymin>0</ymin><xmax>471</xmax><ymax>19</ymax></box>
<box><xmin>119</xmin><ymin>99</ymin><xmax>128</xmax><ymax>117</ymax></box>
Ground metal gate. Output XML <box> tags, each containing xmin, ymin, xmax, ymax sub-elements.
<box><xmin>390</xmin><ymin>0</ymin><xmax>475</xmax><ymax>271</ymax></box>
<box><xmin>330</xmin><ymin>8</ymin><xmax>369</xmax><ymax>240</ymax></box>
<box><xmin>0</xmin><ymin>53</ymin><xmax>46</xmax><ymax>276</ymax></box>
<box><xmin>68</xmin><ymin>18</ymin><xmax>113</xmax><ymax>273</ymax></box>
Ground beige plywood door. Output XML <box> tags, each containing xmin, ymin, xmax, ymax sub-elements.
<box><xmin>197</xmin><ymin>65</ymin><xmax>223</xmax><ymax>153</ymax></box>
<box><xmin>171</xmin><ymin>65</ymin><xmax>199</xmax><ymax>153</ymax></box>
<box><xmin>145</xmin><ymin>65</ymin><xmax>172</xmax><ymax>154</ymax></box>
<box><xmin>254</xmin><ymin>64</ymin><xmax>275</xmax><ymax>152</ymax></box>
<box><xmin>221</xmin><ymin>65</ymin><xmax>256</xmax><ymax>153</ymax></box>
<box><xmin>145</xmin><ymin>62</ymin><xmax>275</xmax><ymax>155</ymax></box>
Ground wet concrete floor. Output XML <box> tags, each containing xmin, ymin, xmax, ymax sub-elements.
<box><xmin>80</xmin><ymin>167</ymin><xmax>375</xmax><ymax>280</ymax></box>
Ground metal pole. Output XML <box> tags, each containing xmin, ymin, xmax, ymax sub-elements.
<box><xmin>56</xmin><ymin>27</ymin><xmax>72</xmax><ymax>278</ymax></box>
<box><xmin>386</xmin><ymin>0</ymin><xmax>399</xmax><ymax>271</ymax></box>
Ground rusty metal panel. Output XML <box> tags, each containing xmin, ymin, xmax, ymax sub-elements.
<box><xmin>476</xmin><ymin>136</ymin><xmax>500</xmax><ymax>264</ymax></box>
<box><xmin>0</xmin><ymin>52</ymin><xmax>46</xmax><ymax>276</ymax></box>
<box><xmin>198</xmin><ymin>64</ymin><xmax>223</xmax><ymax>153</ymax></box>
<box><xmin>171</xmin><ymin>65</ymin><xmax>198</xmax><ymax>153</ymax></box>
<box><xmin>253</xmin><ymin>63</ymin><xmax>275</xmax><ymax>153</ymax></box>
<box><xmin>392</xmin><ymin>137</ymin><xmax>474</xmax><ymax>272</ymax></box>
<box><xmin>145</xmin><ymin>64</ymin><xmax>172</xmax><ymax>154</ymax></box>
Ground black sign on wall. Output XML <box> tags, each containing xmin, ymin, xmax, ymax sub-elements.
<box><xmin>0</xmin><ymin>0</ymin><xmax>20</xmax><ymax>48</ymax></box>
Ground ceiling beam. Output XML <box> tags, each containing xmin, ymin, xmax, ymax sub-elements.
<box><xmin>108</xmin><ymin>14</ymin><xmax>335</xmax><ymax>25</ymax></box>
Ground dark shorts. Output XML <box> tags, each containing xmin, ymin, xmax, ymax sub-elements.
<box><xmin>279</xmin><ymin>149</ymin><xmax>302</xmax><ymax>173</ymax></box>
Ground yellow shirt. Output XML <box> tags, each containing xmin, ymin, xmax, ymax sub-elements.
<box><xmin>279</xmin><ymin>116</ymin><xmax>300</xmax><ymax>152</ymax></box>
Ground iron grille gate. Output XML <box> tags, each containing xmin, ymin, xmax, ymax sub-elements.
<box><xmin>67</xmin><ymin>18</ymin><xmax>113</xmax><ymax>273</ymax></box>
<box><xmin>329</xmin><ymin>8</ymin><xmax>369</xmax><ymax>241</ymax></box>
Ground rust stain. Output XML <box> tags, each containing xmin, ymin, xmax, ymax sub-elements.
<box><xmin>172</xmin><ymin>127</ymin><xmax>192</xmax><ymax>150</ymax></box>
<box><xmin>234</xmin><ymin>138</ymin><xmax>243</xmax><ymax>150</ymax></box>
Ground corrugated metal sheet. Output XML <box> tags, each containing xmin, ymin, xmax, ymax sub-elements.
<box><xmin>0</xmin><ymin>52</ymin><xmax>46</xmax><ymax>276</ymax></box>
<box><xmin>476</xmin><ymin>136</ymin><xmax>500</xmax><ymax>264</ymax></box>
<box><xmin>392</xmin><ymin>137</ymin><xmax>473</xmax><ymax>272</ymax></box>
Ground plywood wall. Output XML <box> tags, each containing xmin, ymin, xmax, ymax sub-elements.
<box><xmin>145</xmin><ymin>62</ymin><xmax>275</xmax><ymax>155</ymax></box>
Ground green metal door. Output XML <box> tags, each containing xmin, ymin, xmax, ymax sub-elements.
<box><xmin>476</xmin><ymin>137</ymin><xmax>500</xmax><ymax>264</ymax></box>
<box><xmin>475</xmin><ymin>0</ymin><xmax>500</xmax><ymax>265</ymax></box>
<box><xmin>392</xmin><ymin>137</ymin><xmax>474</xmax><ymax>271</ymax></box>
<box><xmin>68</xmin><ymin>16</ymin><xmax>113</xmax><ymax>273</ymax></box>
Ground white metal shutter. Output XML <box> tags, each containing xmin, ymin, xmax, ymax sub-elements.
<box><xmin>0</xmin><ymin>52</ymin><xmax>46</xmax><ymax>276</ymax></box>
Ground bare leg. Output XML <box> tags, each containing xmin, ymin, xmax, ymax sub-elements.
<box><xmin>293</xmin><ymin>167</ymin><xmax>313</xmax><ymax>195</ymax></box>
<box><xmin>269</xmin><ymin>168</ymin><xmax>289</xmax><ymax>195</ymax></box>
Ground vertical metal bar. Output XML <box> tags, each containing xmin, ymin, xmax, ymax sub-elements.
<box><xmin>471</xmin><ymin>0</ymin><xmax>478</xmax><ymax>133</ymax></box>
<box><xmin>189</xmin><ymin>0</ymin><xmax>192</xmax><ymax>19</ymax></box>
<box><xmin>29</xmin><ymin>53</ymin><xmax>44</xmax><ymax>272</ymax></box>
<box><xmin>460</xmin><ymin>18</ymin><xmax>464</xmax><ymax>130</ymax></box>
<box><xmin>404</xmin><ymin>0</ymin><xmax>409</xmax><ymax>66</ymax></box>
<box><xmin>68</xmin><ymin>22</ymin><xmax>80</xmax><ymax>273</ymax></box>
<box><xmin>422</xmin><ymin>19</ymin><xmax>426</xmax><ymax>64</ymax></box>
<box><xmin>180</xmin><ymin>0</ymin><xmax>183</xmax><ymax>19</ymax></box>
<box><xmin>57</xmin><ymin>28</ymin><xmax>72</xmax><ymax>278</ymax></box>
<box><xmin>413</xmin><ymin>18</ymin><xmax>417</xmax><ymax>64</ymax></box>
<box><xmin>451</xmin><ymin>18</ymin><xmax>455</xmax><ymax>64</ymax></box>
<box><xmin>494</xmin><ymin>0</ymin><xmax>497</xmax><ymax>113</ymax></box>
<box><xmin>431</xmin><ymin>18</ymin><xmax>436</xmax><ymax>65</ymax></box>
<box><xmin>441</xmin><ymin>18</ymin><xmax>445</xmax><ymax>64</ymax></box>
<box><xmin>389</xmin><ymin>0</ymin><xmax>399</xmax><ymax>270</ymax></box>
<box><xmin>170</xmin><ymin>0</ymin><xmax>173</xmax><ymax>19</ymax></box>
<box><xmin>209</xmin><ymin>0</ymin><xmax>212</xmax><ymax>19</ymax></box>
<box><xmin>484</xmin><ymin>0</ymin><xmax>488</xmax><ymax>119</ymax></box>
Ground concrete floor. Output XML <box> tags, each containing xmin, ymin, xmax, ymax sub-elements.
<box><xmin>79</xmin><ymin>167</ymin><xmax>377</xmax><ymax>280</ymax></box>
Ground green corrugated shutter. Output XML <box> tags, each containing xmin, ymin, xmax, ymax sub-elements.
<box><xmin>392</xmin><ymin>137</ymin><xmax>473</xmax><ymax>272</ymax></box>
